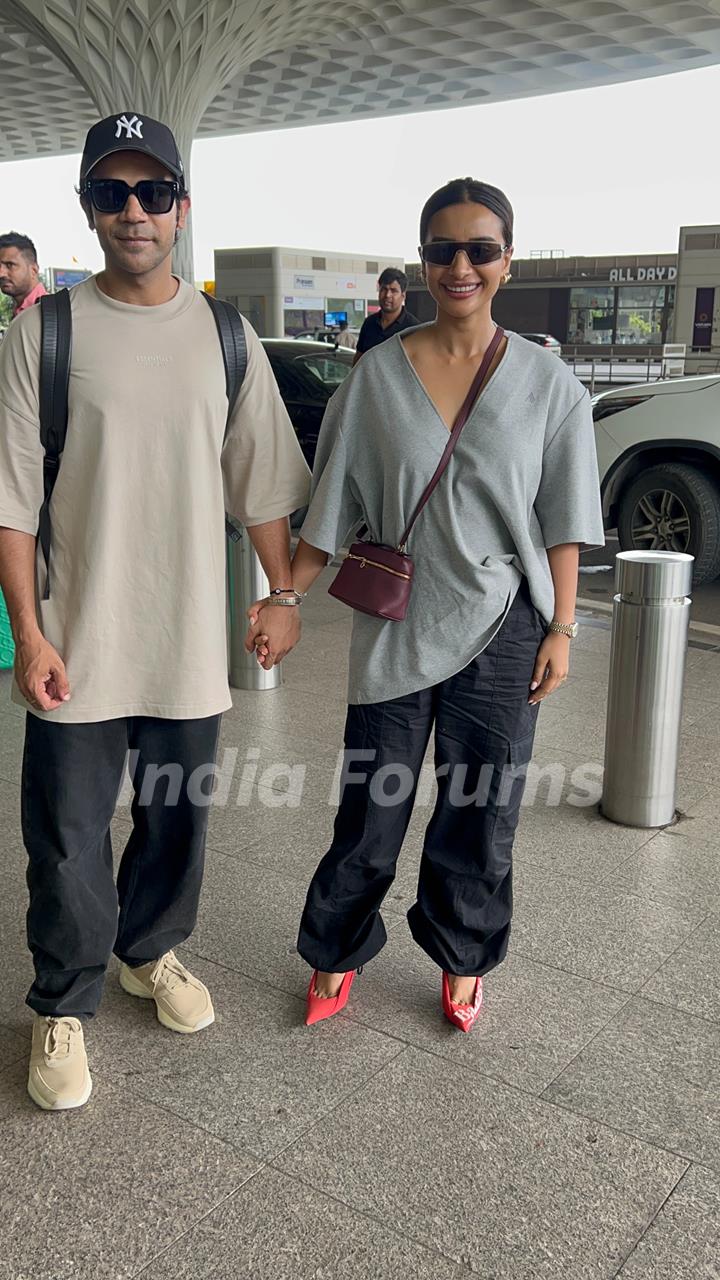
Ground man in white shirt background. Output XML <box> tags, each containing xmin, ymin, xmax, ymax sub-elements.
<box><xmin>334</xmin><ymin>319</ymin><xmax>358</xmax><ymax>349</ymax></box>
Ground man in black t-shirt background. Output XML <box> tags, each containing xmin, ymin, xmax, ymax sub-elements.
<box><xmin>354</xmin><ymin>267</ymin><xmax>418</xmax><ymax>362</ymax></box>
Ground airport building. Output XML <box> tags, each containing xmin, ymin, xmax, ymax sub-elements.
<box><xmin>406</xmin><ymin>252</ymin><xmax>678</xmax><ymax>349</ymax></box>
<box><xmin>214</xmin><ymin>227</ymin><xmax>720</xmax><ymax>363</ymax></box>
<box><xmin>674</xmin><ymin>224</ymin><xmax>720</xmax><ymax>355</ymax></box>
<box><xmin>214</xmin><ymin>247</ymin><xmax>402</xmax><ymax>338</ymax></box>
<box><xmin>405</xmin><ymin>226</ymin><xmax>720</xmax><ymax>361</ymax></box>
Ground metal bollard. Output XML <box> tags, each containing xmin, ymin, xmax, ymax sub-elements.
<box><xmin>601</xmin><ymin>550</ymin><xmax>693</xmax><ymax>828</ymax></box>
<box><xmin>226</xmin><ymin>521</ymin><xmax>282</xmax><ymax>691</ymax></box>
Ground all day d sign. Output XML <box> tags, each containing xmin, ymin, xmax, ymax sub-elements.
<box><xmin>609</xmin><ymin>266</ymin><xmax>677</xmax><ymax>282</ymax></box>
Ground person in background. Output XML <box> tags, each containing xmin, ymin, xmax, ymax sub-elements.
<box><xmin>335</xmin><ymin>319</ymin><xmax>357</xmax><ymax>350</ymax></box>
<box><xmin>354</xmin><ymin>267</ymin><xmax>418</xmax><ymax>363</ymax></box>
<box><xmin>0</xmin><ymin>233</ymin><xmax>48</xmax><ymax>318</ymax></box>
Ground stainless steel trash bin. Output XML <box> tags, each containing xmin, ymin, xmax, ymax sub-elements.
<box><xmin>226</xmin><ymin>522</ymin><xmax>282</xmax><ymax>691</ymax></box>
<box><xmin>601</xmin><ymin>550</ymin><xmax>693</xmax><ymax>828</ymax></box>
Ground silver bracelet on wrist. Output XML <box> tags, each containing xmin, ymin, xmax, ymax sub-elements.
<box><xmin>265</xmin><ymin>595</ymin><xmax>301</xmax><ymax>607</ymax></box>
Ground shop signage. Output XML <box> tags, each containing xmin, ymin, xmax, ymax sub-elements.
<box><xmin>51</xmin><ymin>267</ymin><xmax>91</xmax><ymax>289</ymax></box>
<box><xmin>293</xmin><ymin>274</ymin><xmax>316</xmax><ymax>290</ymax></box>
<box><xmin>284</xmin><ymin>294</ymin><xmax>324</xmax><ymax>310</ymax></box>
<box><xmin>692</xmin><ymin>287</ymin><xmax>715</xmax><ymax>349</ymax></box>
<box><xmin>609</xmin><ymin>266</ymin><xmax>677</xmax><ymax>282</ymax></box>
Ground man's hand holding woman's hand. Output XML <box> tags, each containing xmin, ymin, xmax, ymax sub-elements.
<box><xmin>244</xmin><ymin>600</ymin><xmax>301</xmax><ymax>670</ymax></box>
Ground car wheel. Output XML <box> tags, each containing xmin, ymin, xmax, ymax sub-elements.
<box><xmin>617</xmin><ymin>463</ymin><xmax>720</xmax><ymax>585</ymax></box>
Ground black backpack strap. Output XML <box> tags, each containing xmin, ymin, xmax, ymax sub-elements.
<box><xmin>202</xmin><ymin>292</ymin><xmax>248</xmax><ymax>426</ymax></box>
<box><xmin>38</xmin><ymin>290</ymin><xmax>72</xmax><ymax>599</ymax></box>
<box><xmin>202</xmin><ymin>292</ymin><xmax>249</xmax><ymax>542</ymax></box>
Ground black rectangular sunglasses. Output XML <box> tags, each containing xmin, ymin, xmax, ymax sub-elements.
<box><xmin>420</xmin><ymin>240</ymin><xmax>509</xmax><ymax>267</ymax></box>
<box><xmin>81</xmin><ymin>178</ymin><xmax>180</xmax><ymax>214</ymax></box>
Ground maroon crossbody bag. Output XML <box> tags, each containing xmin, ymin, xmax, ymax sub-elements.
<box><xmin>328</xmin><ymin>326</ymin><xmax>505</xmax><ymax>621</ymax></box>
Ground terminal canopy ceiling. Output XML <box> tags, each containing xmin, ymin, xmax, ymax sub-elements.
<box><xmin>1</xmin><ymin>1</ymin><xmax>720</xmax><ymax>164</ymax></box>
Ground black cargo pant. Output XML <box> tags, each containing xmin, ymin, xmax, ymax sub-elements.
<box><xmin>21</xmin><ymin>712</ymin><xmax>221</xmax><ymax>1019</ymax></box>
<box><xmin>297</xmin><ymin>581</ymin><xmax>544</xmax><ymax>977</ymax></box>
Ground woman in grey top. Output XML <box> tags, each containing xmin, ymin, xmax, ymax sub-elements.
<box><xmin>250</xmin><ymin>178</ymin><xmax>604</xmax><ymax>1031</ymax></box>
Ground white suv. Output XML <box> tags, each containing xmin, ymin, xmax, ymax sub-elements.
<box><xmin>592</xmin><ymin>375</ymin><xmax>720</xmax><ymax>584</ymax></box>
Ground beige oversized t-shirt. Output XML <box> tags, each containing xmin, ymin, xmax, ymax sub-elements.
<box><xmin>0</xmin><ymin>277</ymin><xmax>311</xmax><ymax>722</ymax></box>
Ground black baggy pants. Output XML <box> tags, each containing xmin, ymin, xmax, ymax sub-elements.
<box><xmin>21</xmin><ymin>712</ymin><xmax>221</xmax><ymax>1018</ymax></box>
<box><xmin>297</xmin><ymin>581</ymin><xmax>545</xmax><ymax>978</ymax></box>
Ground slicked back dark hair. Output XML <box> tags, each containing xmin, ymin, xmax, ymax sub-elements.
<box><xmin>378</xmin><ymin>267</ymin><xmax>407</xmax><ymax>291</ymax></box>
<box><xmin>0</xmin><ymin>231</ymin><xmax>38</xmax><ymax>264</ymax></box>
<box><xmin>419</xmin><ymin>178</ymin><xmax>514</xmax><ymax>247</ymax></box>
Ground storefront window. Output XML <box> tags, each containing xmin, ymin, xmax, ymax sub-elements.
<box><xmin>665</xmin><ymin>284</ymin><xmax>675</xmax><ymax>345</ymax></box>
<box><xmin>327</xmin><ymin>296</ymin><xmax>368</xmax><ymax>324</ymax></box>
<box><xmin>326</xmin><ymin>297</ymin><xmax>352</xmax><ymax>320</ymax></box>
<box><xmin>568</xmin><ymin>284</ymin><xmax>673</xmax><ymax>345</ymax></box>
<box><xmin>614</xmin><ymin>284</ymin><xmax>665</xmax><ymax>307</ymax></box>
<box><xmin>283</xmin><ymin>308</ymin><xmax>324</xmax><ymax>337</ymax></box>
<box><xmin>615</xmin><ymin>284</ymin><xmax>666</xmax><ymax>345</ymax></box>
<box><xmin>568</xmin><ymin>287</ymin><xmax>614</xmax><ymax>345</ymax></box>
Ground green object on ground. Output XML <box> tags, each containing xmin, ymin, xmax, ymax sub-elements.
<box><xmin>0</xmin><ymin>590</ymin><xmax>14</xmax><ymax>670</ymax></box>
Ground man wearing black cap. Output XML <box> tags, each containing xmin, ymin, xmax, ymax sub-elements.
<box><xmin>0</xmin><ymin>112</ymin><xmax>311</xmax><ymax>1110</ymax></box>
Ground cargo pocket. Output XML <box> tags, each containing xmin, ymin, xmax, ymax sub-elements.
<box><xmin>493</xmin><ymin>728</ymin><xmax>536</xmax><ymax>843</ymax></box>
<box><xmin>510</xmin><ymin>729</ymin><xmax>535</xmax><ymax>770</ymax></box>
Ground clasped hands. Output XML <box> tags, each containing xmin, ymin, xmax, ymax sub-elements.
<box><xmin>243</xmin><ymin>605</ymin><xmax>571</xmax><ymax>688</ymax></box>
<box><xmin>244</xmin><ymin>598</ymin><xmax>301</xmax><ymax>670</ymax></box>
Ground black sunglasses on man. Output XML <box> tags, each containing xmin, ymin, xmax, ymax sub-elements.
<box><xmin>80</xmin><ymin>178</ymin><xmax>180</xmax><ymax>215</ymax></box>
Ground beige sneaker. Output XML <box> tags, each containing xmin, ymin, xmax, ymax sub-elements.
<box><xmin>28</xmin><ymin>1016</ymin><xmax>92</xmax><ymax>1111</ymax></box>
<box><xmin>119</xmin><ymin>950</ymin><xmax>215</xmax><ymax>1034</ymax></box>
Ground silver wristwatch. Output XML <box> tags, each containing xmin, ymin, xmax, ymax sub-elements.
<box><xmin>547</xmin><ymin>620</ymin><xmax>578</xmax><ymax>639</ymax></box>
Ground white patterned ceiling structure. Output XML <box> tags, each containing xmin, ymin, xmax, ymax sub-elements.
<box><xmin>2</xmin><ymin>1</ymin><xmax>720</xmax><ymax>165</ymax></box>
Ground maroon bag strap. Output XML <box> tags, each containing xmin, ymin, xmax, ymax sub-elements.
<box><xmin>398</xmin><ymin>325</ymin><xmax>505</xmax><ymax>550</ymax></box>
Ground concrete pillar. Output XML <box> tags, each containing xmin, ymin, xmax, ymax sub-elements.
<box><xmin>7</xmin><ymin>5</ymin><xmax>237</xmax><ymax>280</ymax></box>
<box><xmin>271</xmin><ymin>248</ymin><xmax>286</xmax><ymax>337</ymax></box>
<box><xmin>11</xmin><ymin>2</ymin><xmax>358</xmax><ymax>281</ymax></box>
<box><xmin>11</xmin><ymin>0</ymin><xmax>221</xmax><ymax>279</ymax></box>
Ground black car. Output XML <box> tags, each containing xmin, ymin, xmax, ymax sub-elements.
<box><xmin>260</xmin><ymin>339</ymin><xmax>354</xmax><ymax>469</ymax></box>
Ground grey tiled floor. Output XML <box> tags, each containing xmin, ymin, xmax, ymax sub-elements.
<box><xmin>1</xmin><ymin>576</ymin><xmax>719</xmax><ymax>1279</ymax></box>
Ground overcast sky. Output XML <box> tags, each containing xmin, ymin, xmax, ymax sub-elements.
<box><xmin>2</xmin><ymin>62</ymin><xmax>718</xmax><ymax>281</ymax></box>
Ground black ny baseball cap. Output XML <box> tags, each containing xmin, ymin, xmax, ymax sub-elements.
<box><xmin>80</xmin><ymin>112</ymin><xmax>184</xmax><ymax>183</ymax></box>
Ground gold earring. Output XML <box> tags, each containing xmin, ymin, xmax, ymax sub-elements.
<box><xmin>501</xmin><ymin>271</ymin><xmax>512</xmax><ymax>285</ymax></box>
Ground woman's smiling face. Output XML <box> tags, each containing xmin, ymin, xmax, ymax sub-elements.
<box><xmin>422</xmin><ymin>201</ymin><xmax>513</xmax><ymax>320</ymax></box>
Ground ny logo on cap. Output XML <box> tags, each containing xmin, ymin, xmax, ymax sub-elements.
<box><xmin>115</xmin><ymin>114</ymin><xmax>143</xmax><ymax>140</ymax></box>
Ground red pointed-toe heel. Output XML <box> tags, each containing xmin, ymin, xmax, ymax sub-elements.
<box><xmin>442</xmin><ymin>972</ymin><xmax>483</xmax><ymax>1032</ymax></box>
<box><xmin>305</xmin><ymin>969</ymin><xmax>359</xmax><ymax>1026</ymax></box>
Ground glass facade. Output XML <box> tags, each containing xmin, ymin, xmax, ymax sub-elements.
<box><xmin>326</xmin><ymin>296</ymin><xmax>364</xmax><ymax>319</ymax></box>
<box><xmin>568</xmin><ymin>287</ymin><xmax>614</xmax><ymax>344</ymax></box>
<box><xmin>616</xmin><ymin>284</ymin><xmax>668</xmax><ymax>345</ymax></box>
<box><xmin>568</xmin><ymin>284</ymin><xmax>674</xmax><ymax>345</ymax></box>
<box><xmin>283</xmin><ymin>308</ymin><xmax>324</xmax><ymax>337</ymax></box>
